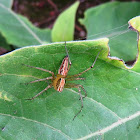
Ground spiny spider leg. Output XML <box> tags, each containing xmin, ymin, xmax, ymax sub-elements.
<box><xmin>73</xmin><ymin>86</ymin><xmax>83</xmax><ymax>120</ymax></box>
<box><xmin>68</xmin><ymin>48</ymin><xmax>102</xmax><ymax>78</ymax></box>
<box><xmin>22</xmin><ymin>64</ymin><xmax>54</xmax><ymax>76</ymax></box>
<box><xmin>65</xmin><ymin>83</ymin><xmax>87</xmax><ymax>120</ymax></box>
<box><xmin>79</xmin><ymin>85</ymin><xmax>87</xmax><ymax>97</ymax></box>
<box><xmin>26</xmin><ymin>85</ymin><xmax>52</xmax><ymax>100</ymax></box>
<box><xmin>25</xmin><ymin>77</ymin><xmax>52</xmax><ymax>85</ymax></box>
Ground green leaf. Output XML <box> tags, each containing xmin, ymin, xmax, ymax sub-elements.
<box><xmin>130</xmin><ymin>16</ymin><xmax>140</xmax><ymax>72</ymax></box>
<box><xmin>0</xmin><ymin>2</ymin><xmax>51</xmax><ymax>47</ymax></box>
<box><xmin>0</xmin><ymin>33</ymin><xmax>11</xmax><ymax>50</ymax></box>
<box><xmin>18</xmin><ymin>15</ymin><xmax>52</xmax><ymax>44</ymax></box>
<box><xmin>0</xmin><ymin>0</ymin><xmax>12</xmax><ymax>8</ymax></box>
<box><xmin>79</xmin><ymin>1</ymin><xmax>140</xmax><ymax>62</ymax></box>
<box><xmin>0</xmin><ymin>0</ymin><xmax>12</xmax><ymax>50</ymax></box>
<box><xmin>52</xmin><ymin>1</ymin><xmax>79</xmax><ymax>42</ymax></box>
<box><xmin>0</xmin><ymin>16</ymin><xmax>140</xmax><ymax>139</ymax></box>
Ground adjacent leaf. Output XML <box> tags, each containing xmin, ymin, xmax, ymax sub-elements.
<box><xmin>52</xmin><ymin>1</ymin><xmax>79</xmax><ymax>42</ymax></box>
<box><xmin>18</xmin><ymin>15</ymin><xmax>52</xmax><ymax>44</ymax></box>
<box><xmin>0</xmin><ymin>33</ymin><xmax>11</xmax><ymax>50</ymax></box>
<box><xmin>0</xmin><ymin>0</ymin><xmax>12</xmax><ymax>8</ymax></box>
<box><xmin>0</xmin><ymin>0</ymin><xmax>12</xmax><ymax>50</ymax></box>
<box><xmin>0</xmin><ymin>2</ymin><xmax>51</xmax><ymax>48</ymax></box>
<box><xmin>79</xmin><ymin>1</ymin><xmax>140</xmax><ymax>62</ymax></box>
<box><xmin>0</xmin><ymin>17</ymin><xmax>140</xmax><ymax>139</ymax></box>
<box><xmin>130</xmin><ymin>16</ymin><xmax>140</xmax><ymax>72</ymax></box>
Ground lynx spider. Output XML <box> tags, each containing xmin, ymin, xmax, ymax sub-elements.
<box><xmin>23</xmin><ymin>42</ymin><xmax>102</xmax><ymax>120</ymax></box>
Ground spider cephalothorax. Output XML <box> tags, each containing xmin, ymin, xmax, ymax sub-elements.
<box><xmin>23</xmin><ymin>42</ymin><xmax>102</xmax><ymax>120</ymax></box>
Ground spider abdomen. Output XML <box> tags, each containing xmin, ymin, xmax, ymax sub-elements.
<box><xmin>53</xmin><ymin>55</ymin><xmax>69</xmax><ymax>92</ymax></box>
<box><xmin>58</xmin><ymin>56</ymin><xmax>69</xmax><ymax>76</ymax></box>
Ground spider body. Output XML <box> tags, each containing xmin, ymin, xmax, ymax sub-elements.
<box><xmin>58</xmin><ymin>55</ymin><xmax>69</xmax><ymax>76</ymax></box>
<box><xmin>23</xmin><ymin>42</ymin><xmax>102</xmax><ymax>120</ymax></box>
<box><xmin>53</xmin><ymin>74</ymin><xmax>66</xmax><ymax>92</ymax></box>
<box><xmin>54</xmin><ymin>55</ymin><xmax>69</xmax><ymax>92</ymax></box>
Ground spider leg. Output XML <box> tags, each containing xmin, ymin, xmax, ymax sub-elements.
<box><xmin>65</xmin><ymin>41</ymin><xmax>71</xmax><ymax>65</ymax></box>
<box><xmin>73</xmin><ymin>86</ymin><xmax>83</xmax><ymax>120</ymax></box>
<box><xmin>66</xmin><ymin>77</ymin><xmax>85</xmax><ymax>81</ymax></box>
<box><xmin>79</xmin><ymin>85</ymin><xmax>87</xmax><ymax>98</ymax></box>
<box><xmin>24</xmin><ymin>77</ymin><xmax>52</xmax><ymax>85</ymax></box>
<box><xmin>65</xmin><ymin>41</ymin><xmax>72</xmax><ymax>72</ymax></box>
<box><xmin>68</xmin><ymin>48</ymin><xmax>102</xmax><ymax>78</ymax></box>
<box><xmin>22</xmin><ymin>64</ymin><xmax>54</xmax><ymax>76</ymax></box>
<box><xmin>64</xmin><ymin>83</ymin><xmax>87</xmax><ymax>120</ymax></box>
<box><xmin>26</xmin><ymin>85</ymin><xmax>52</xmax><ymax>100</ymax></box>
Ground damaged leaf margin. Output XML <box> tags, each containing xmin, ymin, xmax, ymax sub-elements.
<box><xmin>0</xmin><ymin>16</ymin><xmax>140</xmax><ymax>139</ymax></box>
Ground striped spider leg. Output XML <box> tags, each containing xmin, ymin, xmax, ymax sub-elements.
<box><xmin>23</xmin><ymin>42</ymin><xmax>102</xmax><ymax>120</ymax></box>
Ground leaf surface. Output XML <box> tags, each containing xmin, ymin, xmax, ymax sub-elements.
<box><xmin>0</xmin><ymin>33</ymin><xmax>11</xmax><ymax>51</ymax></box>
<box><xmin>0</xmin><ymin>17</ymin><xmax>140</xmax><ymax>139</ymax></box>
<box><xmin>0</xmin><ymin>0</ymin><xmax>12</xmax><ymax>8</ymax></box>
<box><xmin>0</xmin><ymin>2</ymin><xmax>51</xmax><ymax>48</ymax></box>
<box><xmin>0</xmin><ymin>0</ymin><xmax>12</xmax><ymax>50</ymax></box>
<box><xmin>52</xmin><ymin>1</ymin><xmax>79</xmax><ymax>42</ymax></box>
<box><xmin>79</xmin><ymin>1</ymin><xmax>140</xmax><ymax>62</ymax></box>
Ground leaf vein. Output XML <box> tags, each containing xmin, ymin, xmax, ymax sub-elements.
<box><xmin>0</xmin><ymin>113</ymin><xmax>71</xmax><ymax>139</ymax></box>
<box><xmin>67</xmin><ymin>89</ymin><xmax>121</xmax><ymax>119</ymax></box>
<box><xmin>0</xmin><ymin>3</ymin><xmax>43</xmax><ymax>44</ymax></box>
<box><xmin>77</xmin><ymin>111</ymin><xmax>140</xmax><ymax>140</ymax></box>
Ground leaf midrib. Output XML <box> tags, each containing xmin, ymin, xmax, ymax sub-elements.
<box><xmin>0</xmin><ymin>3</ymin><xmax>43</xmax><ymax>44</ymax></box>
<box><xmin>0</xmin><ymin>111</ymin><xmax>140</xmax><ymax>139</ymax></box>
<box><xmin>77</xmin><ymin>111</ymin><xmax>140</xmax><ymax>140</ymax></box>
